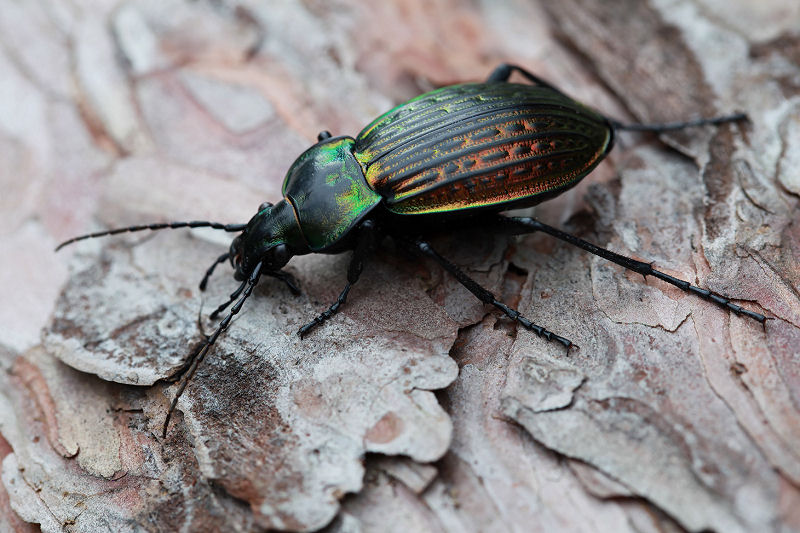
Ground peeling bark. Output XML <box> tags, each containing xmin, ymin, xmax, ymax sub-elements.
<box><xmin>0</xmin><ymin>1</ymin><xmax>798</xmax><ymax>532</ymax></box>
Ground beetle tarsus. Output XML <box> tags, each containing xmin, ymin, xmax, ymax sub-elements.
<box><xmin>298</xmin><ymin>284</ymin><xmax>351</xmax><ymax>338</ymax></box>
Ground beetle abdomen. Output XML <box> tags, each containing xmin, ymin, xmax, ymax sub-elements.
<box><xmin>355</xmin><ymin>83</ymin><xmax>612</xmax><ymax>214</ymax></box>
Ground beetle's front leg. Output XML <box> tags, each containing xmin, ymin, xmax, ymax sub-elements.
<box><xmin>411</xmin><ymin>238</ymin><xmax>574</xmax><ymax>349</ymax></box>
<box><xmin>199</xmin><ymin>252</ymin><xmax>230</xmax><ymax>291</ymax></box>
<box><xmin>298</xmin><ymin>220</ymin><xmax>380</xmax><ymax>338</ymax></box>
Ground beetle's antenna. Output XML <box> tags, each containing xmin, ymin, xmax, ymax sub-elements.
<box><xmin>610</xmin><ymin>113</ymin><xmax>748</xmax><ymax>133</ymax></box>
<box><xmin>162</xmin><ymin>261</ymin><xmax>263</xmax><ymax>438</ymax></box>
<box><xmin>55</xmin><ymin>221</ymin><xmax>248</xmax><ymax>251</ymax></box>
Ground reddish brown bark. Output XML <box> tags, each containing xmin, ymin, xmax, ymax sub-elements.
<box><xmin>0</xmin><ymin>1</ymin><xmax>798</xmax><ymax>531</ymax></box>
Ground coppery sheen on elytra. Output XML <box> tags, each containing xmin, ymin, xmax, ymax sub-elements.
<box><xmin>357</xmin><ymin>82</ymin><xmax>611</xmax><ymax>214</ymax></box>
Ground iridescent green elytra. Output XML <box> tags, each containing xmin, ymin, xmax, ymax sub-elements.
<box><xmin>357</xmin><ymin>82</ymin><xmax>612</xmax><ymax>214</ymax></box>
<box><xmin>57</xmin><ymin>64</ymin><xmax>763</xmax><ymax>436</ymax></box>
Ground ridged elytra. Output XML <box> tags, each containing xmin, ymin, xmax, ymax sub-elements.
<box><xmin>56</xmin><ymin>64</ymin><xmax>767</xmax><ymax>437</ymax></box>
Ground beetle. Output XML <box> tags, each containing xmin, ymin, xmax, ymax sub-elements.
<box><xmin>56</xmin><ymin>64</ymin><xmax>767</xmax><ymax>436</ymax></box>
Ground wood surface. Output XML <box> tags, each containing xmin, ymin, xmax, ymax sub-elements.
<box><xmin>0</xmin><ymin>1</ymin><xmax>798</xmax><ymax>531</ymax></box>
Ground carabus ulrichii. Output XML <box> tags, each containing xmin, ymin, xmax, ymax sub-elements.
<box><xmin>57</xmin><ymin>64</ymin><xmax>767</xmax><ymax>435</ymax></box>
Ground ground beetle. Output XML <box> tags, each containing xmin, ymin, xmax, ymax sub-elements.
<box><xmin>57</xmin><ymin>64</ymin><xmax>767</xmax><ymax>436</ymax></box>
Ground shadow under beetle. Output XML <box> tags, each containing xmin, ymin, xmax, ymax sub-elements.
<box><xmin>56</xmin><ymin>64</ymin><xmax>768</xmax><ymax>436</ymax></box>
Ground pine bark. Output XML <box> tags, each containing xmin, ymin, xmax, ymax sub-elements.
<box><xmin>1</xmin><ymin>1</ymin><xmax>798</xmax><ymax>532</ymax></box>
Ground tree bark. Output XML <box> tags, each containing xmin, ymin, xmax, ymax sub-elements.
<box><xmin>0</xmin><ymin>1</ymin><xmax>798</xmax><ymax>532</ymax></box>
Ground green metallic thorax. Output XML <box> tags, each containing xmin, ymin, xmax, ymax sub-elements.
<box><xmin>281</xmin><ymin>136</ymin><xmax>381</xmax><ymax>251</ymax></box>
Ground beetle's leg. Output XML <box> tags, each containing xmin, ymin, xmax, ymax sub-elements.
<box><xmin>486</xmin><ymin>63</ymin><xmax>561</xmax><ymax>93</ymax></box>
<box><xmin>162</xmin><ymin>261</ymin><xmax>264</xmax><ymax>437</ymax></box>
<box><xmin>199</xmin><ymin>253</ymin><xmax>230</xmax><ymax>291</ymax></box>
<box><xmin>497</xmin><ymin>216</ymin><xmax>767</xmax><ymax>324</ymax></box>
<box><xmin>298</xmin><ymin>220</ymin><xmax>379</xmax><ymax>338</ymax></box>
<box><xmin>487</xmin><ymin>64</ymin><xmax>747</xmax><ymax>132</ymax></box>
<box><xmin>608</xmin><ymin>114</ymin><xmax>748</xmax><ymax>133</ymax></box>
<box><xmin>412</xmin><ymin>238</ymin><xmax>574</xmax><ymax>349</ymax></box>
<box><xmin>269</xmin><ymin>270</ymin><xmax>302</xmax><ymax>295</ymax></box>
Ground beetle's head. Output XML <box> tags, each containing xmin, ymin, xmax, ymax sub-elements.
<box><xmin>230</xmin><ymin>199</ymin><xmax>303</xmax><ymax>280</ymax></box>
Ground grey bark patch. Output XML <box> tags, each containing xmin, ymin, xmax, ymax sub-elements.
<box><xmin>41</xmin><ymin>231</ymin><xmax>458</xmax><ymax>530</ymax></box>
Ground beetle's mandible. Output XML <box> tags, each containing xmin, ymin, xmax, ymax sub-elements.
<box><xmin>56</xmin><ymin>64</ymin><xmax>768</xmax><ymax>436</ymax></box>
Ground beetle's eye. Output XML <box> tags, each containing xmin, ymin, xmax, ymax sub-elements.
<box><xmin>258</xmin><ymin>202</ymin><xmax>273</xmax><ymax>212</ymax></box>
<box><xmin>317</xmin><ymin>130</ymin><xmax>332</xmax><ymax>142</ymax></box>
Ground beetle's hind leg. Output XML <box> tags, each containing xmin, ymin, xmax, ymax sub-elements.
<box><xmin>496</xmin><ymin>216</ymin><xmax>767</xmax><ymax>325</ymax></box>
<box><xmin>298</xmin><ymin>220</ymin><xmax>379</xmax><ymax>338</ymax></box>
<box><xmin>487</xmin><ymin>63</ymin><xmax>563</xmax><ymax>93</ymax></box>
<box><xmin>487</xmin><ymin>64</ymin><xmax>747</xmax><ymax>132</ymax></box>
<box><xmin>608</xmin><ymin>114</ymin><xmax>747</xmax><ymax>133</ymax></box>
<box><xmin>412</xmin><ymin>238</ymin><xmax>574</xmax><ymax>350</ymax></box>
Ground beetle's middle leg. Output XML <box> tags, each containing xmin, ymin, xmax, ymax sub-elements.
<box><xmin>298</xmin><ymin>220</ymin><xmax>379</xmax><ymax>338</ymax></box>
<box><xmin>496</xmin><ymin>216</ymin><xmax>767</xmax><ymax>324</ymax></box>
<box><xmin>411</xmin><ymin>238</ymin><xmax>574</xmax><ymax>349</ymax></box>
